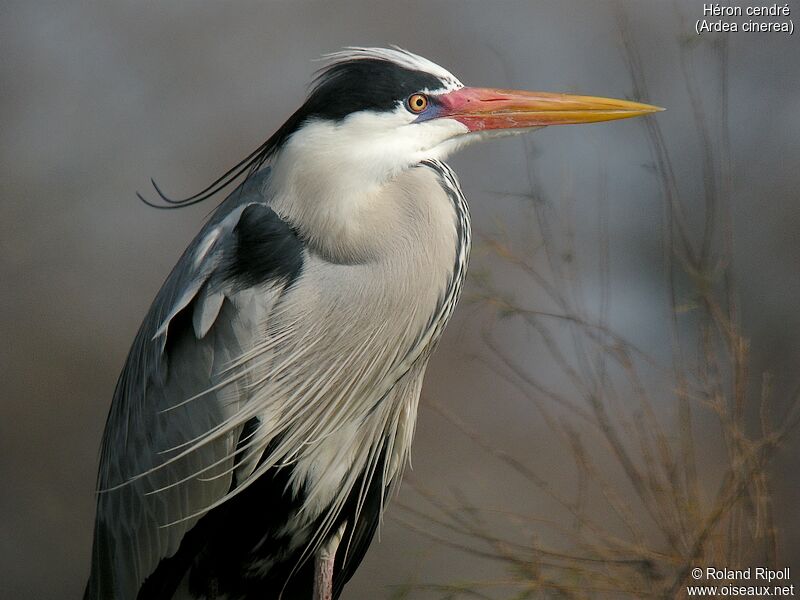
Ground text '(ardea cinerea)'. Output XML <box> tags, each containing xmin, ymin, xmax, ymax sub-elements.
<box><xmin>84</xmin><ymin>47</ymin><xmax>660</xmax><ymax>600</ymax></box>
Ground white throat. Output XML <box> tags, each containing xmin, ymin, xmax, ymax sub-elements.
<box><xmin>266</xmin><ymin>110</ymin><xmax>467</xmax><ymax>263</ymax></box>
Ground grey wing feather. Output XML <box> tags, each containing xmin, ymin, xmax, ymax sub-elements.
<box><xmin>85</xmin><ymin>168</ymin><xmax>303</xmax><ymax>599</ymax></box>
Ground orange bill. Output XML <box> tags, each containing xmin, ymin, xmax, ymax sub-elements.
<box><xmin>437</xmin><ymin>87</ymin><xmax>663</xmax><ymax>131</ymax></box>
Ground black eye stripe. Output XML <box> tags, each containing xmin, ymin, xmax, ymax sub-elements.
<box><xmin>244</xmin><ymin>60</ymin><xmax>447</xmax><ymax>161</ymax></box>
<box><xmin>303</xmin><ymin>60</ymin><xmax>443</xmax><ymax>121</ymax></box>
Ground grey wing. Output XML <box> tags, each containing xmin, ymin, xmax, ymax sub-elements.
<box><xmin>85</xmin><ymin>168</ymin><xmax>305</xmax><ymax>599</ymax></box>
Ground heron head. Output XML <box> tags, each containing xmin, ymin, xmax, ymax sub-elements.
<box><xmin>267</xmin><ymin>47</ymin><xmax>661</xmax><ymax>187</ymax></box>
<box><xmin>256</xmin><ymin>47</ymin><xmax>661</xmax><ymax>262</ymax></box>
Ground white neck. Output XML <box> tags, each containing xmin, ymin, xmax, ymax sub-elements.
<box><xmin>266</xmin><ymin>112</ymin><xmax>466</xmax><ymax>263</ymax></box>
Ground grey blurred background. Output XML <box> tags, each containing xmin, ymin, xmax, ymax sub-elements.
<box><xmin>2</xmin><ymin>1</ymin><xmax>799</xmax><ymax>598</ymax></box>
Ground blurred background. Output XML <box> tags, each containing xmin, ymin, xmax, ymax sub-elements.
<box><xmin>2</xmin><ymin>1</ymin><xmax>799</xmax><ymax>597</ymax></box>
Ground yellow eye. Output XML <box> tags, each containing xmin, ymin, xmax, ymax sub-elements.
<box><xmin>407</xmin><ymin>93</ymin><xmax>428</xmax><ymax>113</ymax></box>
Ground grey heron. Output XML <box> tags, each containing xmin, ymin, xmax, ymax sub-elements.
<box><xmin>84</xmin><ymin>47</ymin><xmax>659</xmax><ymax>600</ymax></box>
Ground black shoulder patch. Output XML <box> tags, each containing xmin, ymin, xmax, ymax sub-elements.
<box><xmin>224</xmin><ymin>204</ymin><xmax>304</xmax><ymax>290</ymax></box>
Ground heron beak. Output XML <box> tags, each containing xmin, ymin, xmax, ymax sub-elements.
<box><xmin>438</xmin><ymin>87</ymin><xmax>663</xmax><ymax>131</ymax></box>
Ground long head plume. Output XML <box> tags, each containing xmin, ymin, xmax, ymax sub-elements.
<box><xmin>137</xmin><ymin>46</ymin><xmax>455</xmax><ymax>210</ymax></box>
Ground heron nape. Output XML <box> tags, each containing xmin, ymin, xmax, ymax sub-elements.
<box><xmin>84</xmin><ymin>47</ymin><xmax>660</xmax><ymax>600</ymax></box>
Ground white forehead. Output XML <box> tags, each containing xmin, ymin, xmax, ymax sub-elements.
<box><xmin>321</xmin><ymin>46</ymin><xmax>463</xmax><ymax>92</ymax></box>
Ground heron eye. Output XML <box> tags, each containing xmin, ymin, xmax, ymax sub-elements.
<box><xmin>407</xmin><ymin>93</ymin><xmax>429</xmax><ymax>113</ymax></box>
